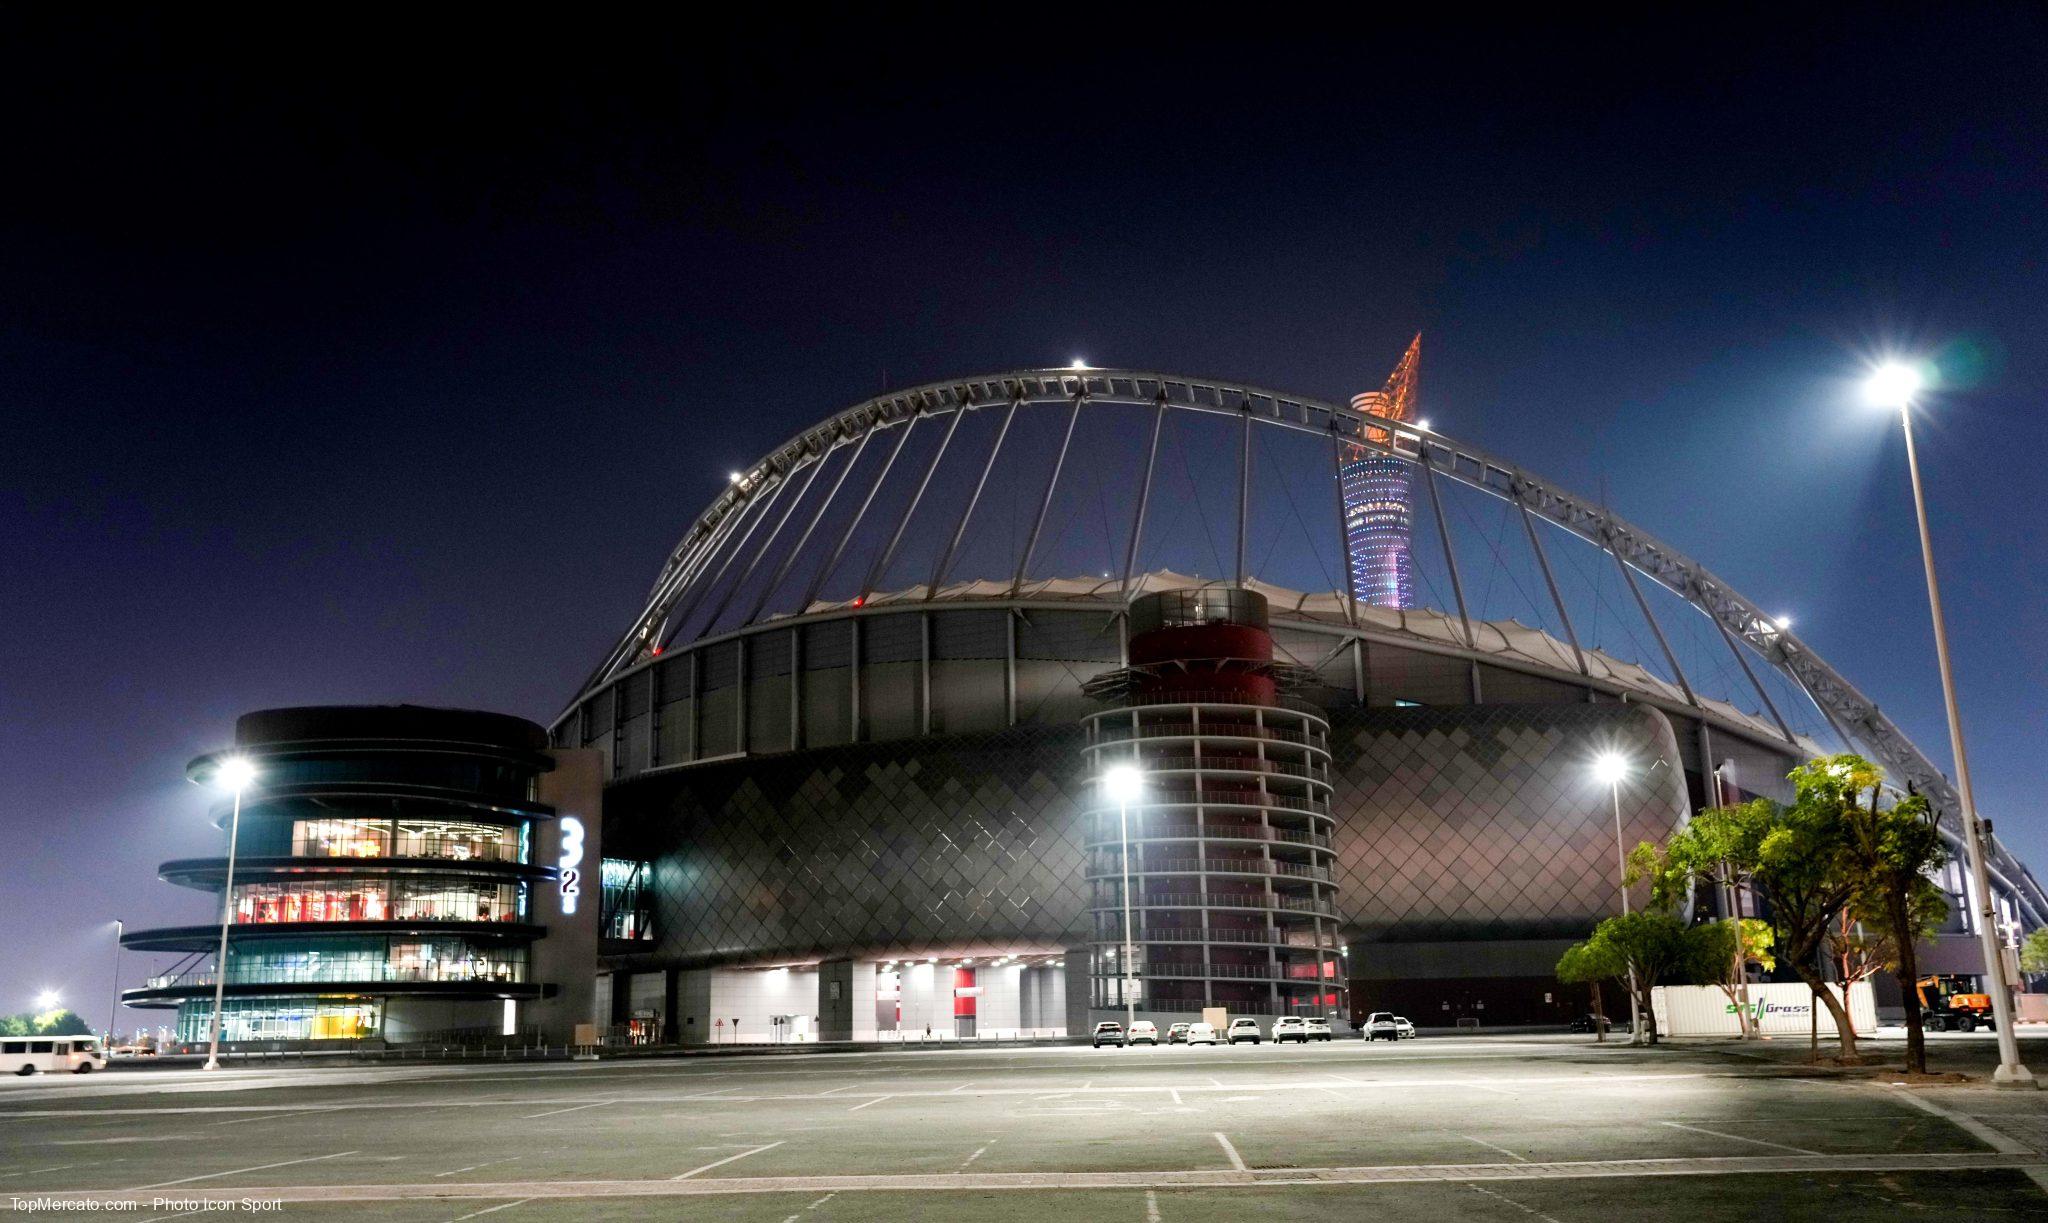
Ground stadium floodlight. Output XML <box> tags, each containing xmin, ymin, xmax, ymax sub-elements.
<box><xmin>202</xmin><ymin>757</ymin><xmax>257</xmax><ymax>1072</ymax></box>
<box><xmin>1070</xmin><ymin>358</ymin><xmax>1089</xmax><ymax>370</ymax></box>
<box><xmin>1860</xmin><ymin>357</ymin><xmax>2030</xmax><ymax>1086</ymax></box>
<box><xmin>1864</xmin><ymin>361</ymin><xmax>1924</xmax><ymax>409</ymax></box>
<box><xmin>1773</xmin><ymin>615</ymin><xmax>1792</xmax><ymax>631</ymax></box>
<box><xmin>35</xmin><ymin>989</ymin><xmax>59</xmax><ymax>1011</ymax></box>
<box><xmin>1102</xmin><ymin>763</ymin><xmax>1143</xmax><ymax>804</ymax></box>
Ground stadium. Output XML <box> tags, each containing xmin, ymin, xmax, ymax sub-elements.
<box><xmin>554</xmin><ymin>347</ymin><xmax>2047</xmax><ymax>1043</ymax></box>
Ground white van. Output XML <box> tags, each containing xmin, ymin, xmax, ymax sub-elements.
<box><xmin>1</xmin><ymin>1036</ymin><xmax>108</xmax><ymax>1075</ymax></box>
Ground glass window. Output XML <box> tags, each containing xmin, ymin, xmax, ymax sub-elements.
<box><xmin>233</xmin><ymin>877</ymin><xmax>526</xmax><ymax>924</ymax></box>
<box><xmin>28</xmin><ymin>1041</ymin><xmax>53</xmax><ymax>1054</ymax></box>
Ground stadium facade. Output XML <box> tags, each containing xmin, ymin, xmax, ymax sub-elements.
<box><xmin>124</xmin><ymin>359</ymin><xmax>2047</xmax><ymax>1045</ymax></box>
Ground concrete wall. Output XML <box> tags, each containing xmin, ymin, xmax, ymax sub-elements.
<box><xmin>531</xmin><ymin>748</ymin><xmax>603</xmax><ymax>1042</ymax></box>
<box><xmin>675</xmin><ymin>966</ymin><xmax>819</xmax><ymax>1044</ymax></box>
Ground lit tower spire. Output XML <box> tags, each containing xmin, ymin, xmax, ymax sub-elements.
<box><xmin>1339</xmin><ymin>336</ymin><xmax>1421</xmax><ymax>609</ymax></box>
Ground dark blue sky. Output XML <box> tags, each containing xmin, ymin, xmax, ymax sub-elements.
<box><xmin>4</xmin><ymin>10</ymin><xmax>2045</xmax><ymax>1025</ymax></box>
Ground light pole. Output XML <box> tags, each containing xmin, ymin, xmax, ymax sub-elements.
<box><xmin>1103</xmin><ymin>763</ymin><xmax>1144</xmax><ymax>1035</ymax></box>
<box><xmin>1865</xmin><ymin>361</ymin><xmax>2032</xmax><ymax>1087</ymax></box>
<box><xmin>1594</xmin><ymin>752</ymin><xmax>1642</xmax><ymax>1044</ymax></box>
<box><xmin>202</xmin><ymin>756</ymin><xmax>257</xmax><ymax>1072</ymax></box>
<box><xmin>107</xmin><ymin>919</ymin><xmax>123</xmax><ymax>1045</ymax></box>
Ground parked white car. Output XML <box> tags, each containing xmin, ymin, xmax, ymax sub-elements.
<box><xmin>1393</xmin><ymin>1016</ymin><xmax>1417</xmax><ymax>1039</ymax></box>
<box><xmin>1226</xmin><ymin>1017</ymin><xmax>1263</xmax><ymax>1045</ymax></box>
<box><xmin>1092</xmin><ymin>1021</ymin><xmax>1126</xmax><ymax>1048</ymax></box>
<box><xmin>1272</xmin><ymin>1015</ymin><xmax>1309</xmax><ymax>1044</ymax></box>
<box><xmin>1185</xmin><ymin>1022</ymin><xmax>1219</xmax><ymax>1045</ymax></box>
<box><xmin>1127</xmin><ymin>1020</ymin><xmax>1159</xmax><ymax>1046</ymax></box>
<box><xmin>1365</xmin><ymin>1011</ymin><xmax>1402</xmax><ymax>1041</ymax></box>
<box><xmin>1303</xmin><ymin>1017</ymin><xmax>1333</xmax><ymax>1041</ymax></box>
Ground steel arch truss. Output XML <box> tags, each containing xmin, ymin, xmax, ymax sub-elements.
<box><xmin>577</xmin><ymin>367</ymin><xmax>2041</xmax><ymax>922</ymax></box>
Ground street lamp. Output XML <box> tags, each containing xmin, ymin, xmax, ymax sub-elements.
<box><xmin>1103</xmin><ymin>763</ymin><xmax>1145</xmax><ymax>1035</ymax></box>
<box><xmin>1593</xmin><ymin>753</ymin><xmax>1643</xmax><ymax>1044</ymax></box>
<box><xmin>202</xmin><ymin>756</ymin><xmax>257</xmax><ymax>1072</ymax></box>
<box><xmin>108</xmin><ymin>919</ymin><xmax>124</xmax><ymax>1045</ymax></box>
<box><xmin>35</xmin><ymin>989</ymin><xmax>60</xmax><ymax>1012</ymax></box>
<box><xmin>1863</xmin><ymin>360</ymin><xmax>2033</xmax><ymax>1087</ymax></box>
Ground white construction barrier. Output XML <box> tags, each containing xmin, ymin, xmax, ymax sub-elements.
<box><xmin>1650</xmin><ymin>981</ymin><xmax>1875</xmax><ymax>1037</ymax></box>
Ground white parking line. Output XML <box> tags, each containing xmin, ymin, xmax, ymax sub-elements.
<box><xmin>129</xmin><ymin>1150</ymin><xmax>358</xmax><ymax>1191</ymax></box>
<box><xmin>212</xmin><ymin>1108</ymin><xmax>332</xmax><ymax>1126</ymax></box>
<box><xmin>848</xmin><ymin>1095</ymin><xmax>890</xmax><ymax>1111</ymax></box>
<box><xmin>434</xmin><ymin>1157</ymin><xmax>522</xmax><ymax>1178</ymax></box>
<box><xmin>1212</xmin><ymin>1132</ymin><xmax>1247</xmax><ymax>1172</ymax></box>
<box><xmin>1456</xmin><ymin>1133</ymin><xmax>1528</xmax><ymax>1162</ymax></box>
<box><xmin>1145</xmin><ymin>1188</ymin><xmax>1161</xmax><ymax>1222</ymax></box>
<box><xmin>1658</xmin><ymin>1120</ymin><xmax>1817</xmax><ymax>1156</ymax></box>
<box><xmin>1464</xmin><ymin>1181</ymin><xmax>1563</xmax><ymax>1223</ymax></box>
<box><xmin>521</xmin><ymin>1100</ymin><xmax>613</xmax><ymax>1119</ymax></box>
<box><xmin>962</xmin><ymin>1140</ymin><xmax>994</xmax><ymax>1167</ymax></box>
<box><xmin>671</xmin><ymin>1140</ymin><xmax>785</xmax><ymax>1181</ymax></box>
<box><xmin>444</xmin><ymin>1199</ymin><xmax>533</xmax><ymax>1222</ymax></box>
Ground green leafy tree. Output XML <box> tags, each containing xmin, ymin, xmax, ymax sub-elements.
<box><xmin>33</xmin><ymin>1011</ymin><xmax>93</xmax><ymax>1037</ymax></box>
<box><xmin>1822</xmin><ymin>754</ymin><xmax>1950</xmax><ymax>1075</ymax></box>
<box><xmin>1556</xmin><ymin>937</ymin><xmax>1625</xmax><ymax>1041</ymax></box>
<box><xmin>1690</xmin><ymin>918</ymin><xmax>1775</xmax><ymax>1037</ymax></box>
<box><xmin>1583</xmin><ymin>910</ymin><xmax>1702</xmax><ymax>1046</ymax></box>
<box><xmin>1646</xmin><ymin>767</ymin><xmax>1866</xmax><ymax>1062</ymax></box>
<box><xmin>0</xmin><ymin>1015</ymin><xmax>26</xmax><ymax>1037</ymax></box>
<box><xmin>2022</xmin><ymin>928</ymin><xmax>2048</xmax><ymax>978</ymax></box>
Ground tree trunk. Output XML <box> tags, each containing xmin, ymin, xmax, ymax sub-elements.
<box><xmin>1590</xmin><ymin>980</ymin><xmax>1606</xmax><ymax>1042</ymax></box>
<box><xmin>1890</xmin><ymin>882</ymin><xmax>1927</xmax><ymax>1076</ymax></box>
<box><xmin>1793</xmin><ymin>964</ymin><xmax>1859</xmax><ymax>1062</ymax></box>
<box><xmin>1636</xmin><ymin>974</ymin><xmax>1659</xmax><ymax>1046</ymax></box>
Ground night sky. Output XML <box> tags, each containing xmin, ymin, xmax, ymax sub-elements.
<box><xmin>5</xmin><ymin>10</ymin><xmax>2046</xmax><ymax>1028</ymax></box>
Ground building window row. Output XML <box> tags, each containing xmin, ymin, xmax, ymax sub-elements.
<box><xmin>174</xmin><ymin>999</ymin><xmax>381</xmax><ymax>1044</ymax></box>
<box><xmin>231</xmin><ymin>878</ymin><xmax>528</xmax><ymax>925</ymax></box>
<box><xmin>210</xmin><ymin>938</ymin><xmax>528</xmax><ymax>986</ymax></box>
<box><xmin>288</xmin><ymin>817</ymin><xmax>528</xmax><ymax>864</ymax></box>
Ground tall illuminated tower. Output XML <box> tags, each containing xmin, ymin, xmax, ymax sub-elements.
<box><xmin>1340</xmin><ymin>336</ymin><xmax>1421</xmax><ymax>608</ymax></box>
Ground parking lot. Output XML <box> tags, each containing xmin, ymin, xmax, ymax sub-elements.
<box><xmin>1</xmin><ymin>1034</ymin><xmax>2045</xmax><ymax>1220</ymax></box>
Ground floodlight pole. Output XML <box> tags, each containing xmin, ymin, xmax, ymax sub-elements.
<box><xmin>1896</xmin><ymin>401</ymin><xmax>2031</xmax><ymax>1087</ymax></box>
<box><xmin>1120</xmin><ymin>793</ymin><xmax>1137</xmax><ymax>1035</ymax></box>
<box><xmin>107</xmin><ymin>919</ymin><xmax>123</xmax><ymax>1045</ymax></box>
<box><xmin>1612</xmin><ymin>776</ymin><xmax>1643</xmax><ymax>1045</ymax></box>
<box><xmin>202</xmin><ymin>784</ymin><xmax>246</xmax><ymax>1072</ymax></box>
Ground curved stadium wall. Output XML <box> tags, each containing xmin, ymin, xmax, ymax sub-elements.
<box><xmin>551</xmin><ymin>366</ymin><xmax>2044</xmax><ymax>1032</ymax></box>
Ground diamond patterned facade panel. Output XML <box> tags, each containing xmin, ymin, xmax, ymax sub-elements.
<box><xmin>600</xmin><ymin>702</ymin><xmax>1689</xmax><ymax>972</ymax></box>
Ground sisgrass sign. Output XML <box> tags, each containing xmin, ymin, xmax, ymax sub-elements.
<box><xmin>1650</xmin><ymin>981</ymin><xmax>1876</xmax><ymax>1037</ymax></box>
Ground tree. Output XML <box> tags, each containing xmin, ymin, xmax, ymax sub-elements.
<box><xmin>1557</xmin><ymin>937</ymin><xmax>1625</xmax><ymax>1041</ymax></box>
<box><xmin>1824</xmin><ymin>754</ymin><xmax>1950</xmax><ymax>1076</ymax></box>
<box><xmin>1583</xmin><ymin>911</ymin><xmax>1703</xmax><ymax>1046</ymax></box>
<box><xmin>1648</xmin><ymin>770</ymin><xmax>1866</xmax><ymax>1062</ymax></box>
<box><xmin>35</xmin><ymin>1011</ymin><xmax>92</xmax><ymax>1037</ymax></box>
<box><xmin>2022</xmin><ymin>928</ymin><xmax>2048</xmax><ymax>978</ymax></box>
<box><xmin>1691</xmin><ymin>918</ymin><xmax>1775</xmax><ymax>1036</ymax></box>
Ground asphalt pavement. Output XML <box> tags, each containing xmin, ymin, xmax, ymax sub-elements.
<box><xmin>2</xmin><ymin>1033</ymin><xmax>2044</xmax><ymax>1220</ymax></box>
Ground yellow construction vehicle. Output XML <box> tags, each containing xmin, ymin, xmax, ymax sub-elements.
<box><xmin>1915</xmin><ymin>974</ymin><xmax>1995</xmax><ymax>1032</ymax></box>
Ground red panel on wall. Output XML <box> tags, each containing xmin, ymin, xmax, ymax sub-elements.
<box><xmin>953</xmin><ymin>967</ymin><xmax>976</xmax><ymax>1017</ymax></box>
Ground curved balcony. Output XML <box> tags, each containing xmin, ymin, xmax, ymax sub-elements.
<box><xmin>202</xmin><ymin>782</ymin><xmax>554</xmax><ymax>828</ymax></box>
<box><xmin>1086</xmin><ymin>857</ymin><xmax>1333</xmax><ymax>883</ymax></box>
<box><xmin>1087</xmin><ymin>892</ymin><xmax>1337</xmax><ymax>918</ymax></box>
<box><xmin>1088</xmin><ymin>721</ymin><xmax>1328</xmax><ymax>752</ymax></box>
<box><xmin>120</xmin><ymin>920</ymin><xmax>545</xmax><ymax>954</ymax></box>
<box><xmin>1079</xmin><ymin>787</ymin><xmax>1331</xmax><ymax>818</ymax></box>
